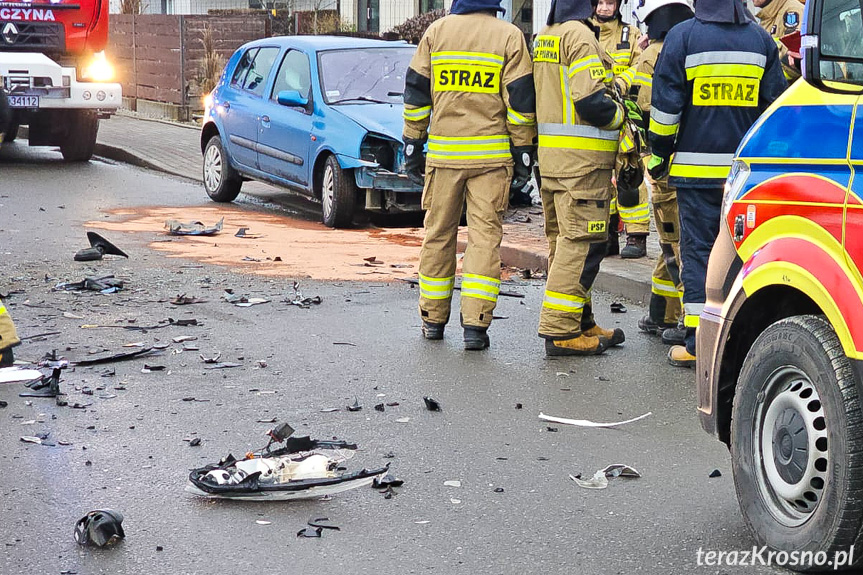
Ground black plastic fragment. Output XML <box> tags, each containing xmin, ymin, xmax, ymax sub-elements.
<box><xmin>610</xmin><ymin>302</ymin><xmax>627</xmax><ymax>313</ymax></box>
<box><xmin>346</xmin><ymin>397</ymin><xmax>362</xmax><ymax>412</ymax></box>
<box><xmin>373</xmin><ymin>474</ymin><xmax>404</xmax><ymax>489</ymax></box>
<box><xmin>423</xmin><ymin>396</ymin><xmax>441</xmax><ymax>411</ymax></box>
<box><xmin>297</xmin><ymin>526</ymin><xmax>323</xmax><ymax>538</ymax></box>
<box><xmin>308</xmin><ymin>517</ymin><xmax>340</xmax><ymax>531</ymax></box>
<box><xmin>709</xmin><ymin>469</ymin><xmax>722</xmax><ymax>478</ymax></box>
<box><xmin>374</xmin><ymin>403</ymin><xmax>385</xmax><ymax>412</ymax></box>
<box><xmin>189</xmin><ymin>437</ymin><xmax>201</xmax><ymax>447</ymax></box>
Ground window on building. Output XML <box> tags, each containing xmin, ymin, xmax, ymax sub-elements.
<box><xmin>242</xmin><ymin>46</ymin><xmax>280</xmax><ymax>97</ymax></box>
<box><xmin>420</xmin><ymin>0</ymin><xmax>443</xmax><ymax>12</ymax></box>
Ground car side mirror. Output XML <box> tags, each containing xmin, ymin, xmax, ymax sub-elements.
<box><xmin>802</xmin><ymin>0</ymin><xmax>863</xmax><ymax>94</ymax></box>
<box><xmin>277</xmin><ymin>90</ymin><xmax>309</xmax><ymax>108</ymax></box>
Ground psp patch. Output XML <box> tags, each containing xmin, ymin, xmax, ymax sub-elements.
<box><xmin>587</xmin><ymin>221</ymin><xmax>607</xmax><ymax>234</ymax></box>
<box><xmin>784</xmin><ymin>10</ymin><xmax>799</xmax><ymax>29</ymax></box>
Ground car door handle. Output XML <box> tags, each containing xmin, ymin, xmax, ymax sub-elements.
<box><xmin>222</xmin><ymin>102</ymin><xmax>230</xmax><ymax>110</ymax></box>
<box><xmin>261</xmin><ymin>115</ymin><xmax>271</xmax><ymax>128</ymax></box>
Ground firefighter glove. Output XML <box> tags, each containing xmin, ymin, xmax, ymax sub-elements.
<box><xmin>647</xmin><ymin>154</ymin><xmax>670</xmax><ymax>180</ymax></box>
<box><xmin>403</xmin><ymin>137</ymin><xmax>426</xmax><ymax>186</ymax></box>
<box><xmin>511</xmin><ymin>145</ymin><xmax>535</xmax><ymax>190</ymax></box>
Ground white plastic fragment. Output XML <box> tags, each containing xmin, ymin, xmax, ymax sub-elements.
<box><xmin>538</xmin><ymin>411</ymin><xmax>652</xmax><ymax>428</ymax></box>
<box><xmin>444</xmin><ymin>480</ymin><xmax>461</xmax><ymax>488</ymax></box>
<box><xmin>0</xmin><ymin>367</ymin><xmax>44</xmax><ymax>385</ymax></box>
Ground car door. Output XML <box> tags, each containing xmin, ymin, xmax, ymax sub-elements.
<box><xmin>219</xmin><ymin>46</ymin><xmax>281</xmax><ymax>171</ymax></box>
<box><xmin>256</xmin><ymin>48</ymin><xmax>314</xmax><ymax>190</ymax></box>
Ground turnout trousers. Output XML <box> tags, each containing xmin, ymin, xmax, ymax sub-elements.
<box><xmin>418</xmin><ymin>165</ymin><xmax>513</xmax><ymax>329</ymax></box>
<box><xmin>538</xmin><ymin>169</ymin><xmax>612</xmax><ymax>339</ymax></box>
<box><xmin>677</xmin><ymin>186</ymin><xmax>723</xmax><ymax>356</ymax></box>
<box><xmin>0</xmin><ymin>298</ymin><xmax>20</xmax><ymax>351</ymax></box>
<box><xmin>648</xmin><ymin>176</ymin><xmax>683</xmax><ymax>326</ymax></box>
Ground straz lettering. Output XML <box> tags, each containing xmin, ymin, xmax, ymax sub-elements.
<box><xmin>0</xmin><ymin>7</ymin><xmax>56</xmax><ymax>20</ymax></box>
<box><xmin>435</xmin><ymin>65</ymin><xmax>499</xmax><ymax>93</ymax></box>
<box><xmin>693</xmin><ymin>77</ymin><xmax>759</xmax><ymax>107</ymax></box>
<box><xmin>533</xmin><ymin>35</ymin><xmax>560</xmax><ymax>63</ymax></box>
<box><xmin>588</xmin><ymin>221</ymin><xmax>606</xmax><ymax>233</ymax></box>
<box><xmin>613</xmin><ymin>64</ymin><xmax>627</xmax><ymax>75</ymax></box>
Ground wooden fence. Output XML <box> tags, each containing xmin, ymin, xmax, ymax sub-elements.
<box><xmin>109</xmin><ymin>14</ymin><xmax>271</xmax><ymax>119</ymax></box>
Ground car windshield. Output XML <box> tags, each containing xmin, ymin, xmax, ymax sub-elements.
<box><xmin>319</xmin><ymin>47</ymin><xmax>415</xmax><ymax>105</ymax></box>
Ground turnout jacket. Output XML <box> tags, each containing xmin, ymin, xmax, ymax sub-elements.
<box><xmin>648</xmin><ymin>17</ymin><xmax>786</xmax><ymax>188</ymax></box>
<box><xmin>533</xmin><ymin>20</ymin><xmax>625</xmax><ymax>178</ymax></box>
<box><xmin>756</xmin><ymin>0</ymin><xmax>804</xmax><ymax>80</ymax></box>
<box><xmin>592</xmin><ymin>17</ymin><xmax>642</xmax><ymax>77</ymax></box>
<box><xmin>617</xmin><ymin>40</ymin><xmax>662</xmax><ymax>114</ymax></box>
<box><xmin>402</xmin><ymin>12</ymin><xmax>537</xmax><ymax>169</ymax></box>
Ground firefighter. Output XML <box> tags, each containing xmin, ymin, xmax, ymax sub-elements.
<box><xmin>592</xmin><ymin>0</ymin><xmax>649</xmax><ymax>259</ymax></box>
<box><xmin>402</xmin><ymin>0</ymin><xmax>537</xmax><ymax>350</ymax></box>
<box><xmin>534</xmin><ymin>0</ymin><xmax>628</xmax><ymax>356</ymax></box>
<box><xmin>648</xmin><ymin>0</ymin><xmax>786</xmax><ymax>366</ymax></box>
<box><xmin>616</xmin><ymin>0</ymin><xmax>694</xmax><ymax>345</ymax></box>
<box><xmin>0</xmin><ymin>297</ymin><xmax>20</xmax><ymax>367</ymax></box>
<box><xmin>0</xmin><ymin>79</ymin><xmax>9</xmax><ymax>146</ymax></box>
<box><xmin>754</xmin><ymin>0</ymin><xmax>804</xmax><ymax>80</ymax></box>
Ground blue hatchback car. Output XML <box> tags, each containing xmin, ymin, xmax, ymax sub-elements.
<box><xmin>200</xmin><ymin>36</ymin><xmax>422</xmax><ymax>227</ymax></box>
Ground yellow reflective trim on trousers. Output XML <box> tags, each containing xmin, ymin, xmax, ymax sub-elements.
<box><xmin>543</xmin><ymin>290</ymin><xmax>586</xmax><ymax>313</ymax></box>
<box><xmin>610</xmin><ymin>197</ymin><xmax>618</xmax><ymax>213</ymax></box>
<box><xmin>462</xmin><ymin>273</ymin><xmax>500</xmax><ymax>303</ymax></box>
<box><xmin>419</xmin><ymin>274</ymin><xmax>454</xmax><ymax>300</ymax></box>
<box><xmin>651</xmin><ymin>277</ymin><xmax>680</xmax><ymax>298</ymax></box>
<box><xmin>649</xmin><ymin>117</ymin><xmax>679</xmax><ymax>137</ymax></box>
<box><xmin>684</xmin><ymin>314</ymin><xmax>700</xmax><ymax>328</ymax></box>
<box><xmin>538</xmin><ymin>134</ymin><xmax>619</xmax><ymax>152</ymax></box>
<box><xmin>0</xmin><ymin>303</ymin><xmax>6</xmax><ymax>315</ymax></box>
<box><xmin>685</xmin><ymin>63</ymin><xmax>765</xmax><ymax>80</ymax></box>
<box><xmin>507</xmin><ymin>108</ymin><xmax>536</xmax><ymax>125</ymax></box>
<box><xmin>619</xmin><ymin>204</ymin><xmax>650</xmax><ymax>222</ymax></box>
<box><xmin>669</xmin><ymin>164</ymin><xmax>732</xmax><ymax>179</ymax></box>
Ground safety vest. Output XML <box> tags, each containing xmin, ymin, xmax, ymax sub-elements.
<box><xmin>533</xmin><ymin>20</ymin><xmax>623</xmax><ymax>178</ymax></box>
<box><xmin>648</xmin><ymin>18</ymin><xmax>787</xmax><ymax>188</ymax></box>
<box><xmin>402</xmin><ymin>12</ymin><xmax>537</xmax><ymax>169</ymax></box>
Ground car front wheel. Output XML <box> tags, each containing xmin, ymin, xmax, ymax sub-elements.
<box><xmin>732</xmin><ymin>315</ymin><xmax>863</xmax><ymax>571</ymax></box>
<box><xmin>320</xmin><ymin>154</ymin><xmax>356</xmax><ymax>228</ymax></box>
<box><xmin>203</xmin><ymin>134</ymin><xmax>242</xmax><ymax>202</ymax></box>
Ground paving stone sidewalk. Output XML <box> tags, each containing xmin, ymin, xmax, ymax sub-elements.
<box><xmin>93</xmin><ymin>113</ymin><xmax>657</xmax><ymax>303</ymax></box>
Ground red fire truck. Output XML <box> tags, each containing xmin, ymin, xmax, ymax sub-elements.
<box><xmin>0</xmin><ymin>0</ymin><xmax>121</xmax><ymax>160</ymax></box>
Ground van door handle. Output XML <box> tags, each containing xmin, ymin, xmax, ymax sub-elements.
<box><xmin>222</xmin><ymin>102</ymin><xmax>230</xmax><ymax>110</ymax></box>
<box><xmin>261</xmin><ymin>115</ymin><xmax>271</xmax><ymax>128</ymax></box>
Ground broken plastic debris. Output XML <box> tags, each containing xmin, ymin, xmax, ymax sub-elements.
<box><xmin>141</xmin><ymin>364</ymin><xmax>166</xmax><ymax>373</ymax></box>
<box><xmin>223</xmin><ymin>291</ymin><xmax>270</xmax><ymax>307</ymax></box>
<box><xmin>74</xmin><ymin>232</ymin><xmax>129</xmax><ymax>262</ymax></box>
<box><xmin>255</xmin><ymin>520</ymin><xmax>271</xmax><ymax>525</ymax></box>
<box><xmin>570</xmin><ymin>464</ymin><xmax>641</xmax><ymax>490</ymax></box>
<box><xmin>54</xmin><ymin>275</ymin><xmax>124</xmax><ymax>293</ymax></box>
<box><xmin>170</xmin><ymin>294</ymin><xmax>207</xmax><ymax>305</ymax></box>
<box><xmin>610</xmin><ymin>302</ymin><xmax>627</xmax><ymax>313</ymax></box>
<box><xmin>73</xmin><ymin>347</ymin><xmax>155</xmax><ymax>367</ymax></box>
<box><xmin>73</xmin><ymin>509</ymin><xmax>125</xmax><ymax>547</ymax></box>
<box><xmin>709</xmin><ymin>469</ymin><xmax>722</xmax><ymax>478</ymax></box>
<box><xmin>423</xmin><ymin>396</ymin><xmax>441</xmax><ymax>412</ymax></box>
<box><xmin>172</xmin><ymin>335</ymin><xmax>197</xmax><ymax>343</ymax></box>
<box><xmin>285</xmin><ymin>282</ymin><xmax>322</xmax><ymax>308</ymax></box>
<box><xmin>199</xmin><ymin>352</ymin><xmax>222</xmax><ymax>364</ymax></box>
<box><xmin>307</xmin><ymin>517</ymin><xmax>340</xmax><ymax>531</ymax></box>
<box><xmin>165</xmin><ymin>218</ymin><xmax>224</xmax><ymax>236</ymax></box>
<box><xmin>20</xmin><ymin>434</ymin><xmax>55</xmax><ymax>446</ymax></box>
<box><xmin>374</xmin><ymin>403</ymin><xmax>385</xmax><ymax>412</ymax></box>
<box><xmin>538</xmin><ymin>411</ymin><xmax>652</xmax><ymax>428</ymax></box>
<box><xmin>235</xmin><ymin>228</ymin><xmax>263</xmax><ymax>239</ymax></box>
<box><xmin>395</xmin><ymin>417</ymin><xmax>410</xmax><ymax>423</ymax></box>
<box><xmin>297</xmin><ymin>526</ymin><xmax>322</xmax><ymax>538</ymax></box>
<box><xmin>203</xmin><ymin>362</ymin><xmax>241</xmax><ymax>370</ymax></box>
<box><xmin>186</xmin><ymin>430</ymin><xmax>389</xmax><ymax>501</ymax></box>
<box><xmin>0</xmin><ymin>367</ymin><xmax>44</xmax><ymax>385</ymax></box>
<box><xmin>372</xmin><ymin>474</ymin><xmax>404</xmax><ymax>489</ymax></box>
<box><xmin>346</xmin><ymin>397</ymin><xmax>362</xmax><ymax>412</ymax></box>
<box><xmin>443</xmin><ymin>480</ymin><xmax>461</xmax><ymax>488</ymax></box>
<box><xmin>189</xmin><ymin>438</ymin><xmax>202</xmax><ymax>447</ymax></box>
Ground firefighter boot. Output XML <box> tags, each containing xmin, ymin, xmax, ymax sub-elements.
<box><xmin>638</xmin><ymin>315</ymin><xmax>675</xmax><ymax>335</ymax></box>
<box><xmin>605</xmin><ymin>213</ymin><xmax>620</xmax><ymax>257</ymax></box>
<box><xmin>582</xmin><ymin>324</ymin><xmax>625</xmax><ymax>347</ymax></box>
<box><xmin>422</xmin><ymin>321</ymin><xmax>445</xmax><ymax>340</ymax></box>
<box><xmin>464</xmin><ymin>326</ymin><xmax>490</xmax><ymax>351</ymax></box>
<box><xmin>545</xmin><ymin>335</ymin><xmax>609</xmax><ymax>356</ymax></box>
<box><xmin>620</xmin><ymin>233</ymin><xmax>647</xmax><ymax>259</ymax></box>
<box><xmin>0</xmin><ymin>346</ymin><xmax>13</xmax><ymax>368</ymax></box>
<box><xmin>661</xmin><ymin>325</ymin><xmax>687</xmax><ymax>346</ymax></box>
<box><xmin>667</xmin><ymin>345</ymin><xmax>696</xmax><ymax>367</ymax></box>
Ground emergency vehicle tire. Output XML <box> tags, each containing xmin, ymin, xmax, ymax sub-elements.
<box><xmin>320</xmin><ymin>154</ymin><xmax>356</xmax><ymax>229</ymax></box>
<box><xmin>203</xmin><ymin>135</ymin><xmax>242</xmax><ymax>203</ymax></box>
<box><xmin>4</xmin><ymin>121</ymin><xmax>19</xmax><ymax>143</ymax></box>
<box><xmin>731</xmin><ymin>315</ymin><xmax>863</xmax><ymax>571</ymax></box>
<box><xmin>61</xmin><ymin>111</ymin><xmax>98</xmax><ymax>162</ymax></box>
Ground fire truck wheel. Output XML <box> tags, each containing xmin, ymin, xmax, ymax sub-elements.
<box><xmin>203</xmin><ymin>135</ymin><xmax>242</xmax><ymax>202</ymax></box>
<box><xmin>731</xmin><ymin>315</ymin><xmax>863</xmax><ymax>570</ymax></box>
<box><xmin>61</xmin><ymin>111</ymin><xmax>98</xmax><ymax>162</ymax></box>
<box><xmin>4</xmin><ymin>121</ymin><xmax>19</xmax><ymax>143</ymax></box>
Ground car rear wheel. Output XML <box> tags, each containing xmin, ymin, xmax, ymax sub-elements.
<box><xmin>320</xmin><ymin>154</ymin><xmax>356</xmax><ymax>228</ymax></box>
<box><xmin>203</xmin><ymin>135</ymin><xmax>242</xmax><ymax>202</ymax></box>
<box><xmin>731</xmin><ymin>315</ymin><xmax>863</xmax><ymax>571</ymax></box>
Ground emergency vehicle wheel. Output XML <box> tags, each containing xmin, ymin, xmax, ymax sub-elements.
<box><xmin>320</xmin><ymin>154</ymin><xmax>356</xmax><ymax>228</ymax></box>
<box><xmin>60</xmin><ymin>111</ymin><xmax>98</xmax><ymax>162</ymax></box>
<box><xmin>731</xmin><ymin>315</ymin><xmax>863</xmax><ymax>571</ymax></box>
<box><xmin>4</xmin><ymin>121</ymin><xmax>19</xmax><ymax>143</ymax></box>
<box><xmin>203</xmin><ymin>135</ymin><xmax>242</xmax><ymax>202</ymax></box>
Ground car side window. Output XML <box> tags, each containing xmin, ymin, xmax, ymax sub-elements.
<box><xmin>271</xmin><ymin>50</ymin><xmax>312</xmax><ymax>102</ymax></box>
<box><xmin>242</xmin><ymin>47</ymin><xmax>280</xmax><ymax>97</ymax></box>
<box><xmin>230</xmin><ymin>48</ymin><xmax>258</xmax><ymax>88</ymax></box>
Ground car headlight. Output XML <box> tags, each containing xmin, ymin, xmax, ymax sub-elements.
<box><xmin>80</xmin><ymin>51</ymin><xmax>114</xmax><ymax>82</ymax></box>
<box><xmin>722</xmin><ymin>160</ymin><xmax>750</xmax><ymax>220</ymax></box>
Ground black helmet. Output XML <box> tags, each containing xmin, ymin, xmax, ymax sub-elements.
<box><xmin>547</xmin><ymin>0</ymin><xmax>595</xmax><ymax>24</ymax></box>
<box><xmin>74</xmin><ymin>509</ymin><xmax>126</xmax><ymax>547</ymax></box>
<box><xmin>694</xmin><ymin>0</ymin><xmax>748</xmax><ymax>23</ymax></box>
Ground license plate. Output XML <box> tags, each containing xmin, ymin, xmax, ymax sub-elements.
<box><xmin>8</xmin><ymin>95</ymin><xmax>39</xmax><ymax>108</ymax></box>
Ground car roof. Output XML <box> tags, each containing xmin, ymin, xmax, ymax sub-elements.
<box><xmin>243</xmin><ymin>35</ymin><xmax>412</xmax><ymax>52</ymax></box>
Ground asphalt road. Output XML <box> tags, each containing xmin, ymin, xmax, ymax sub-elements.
<box><xmin>0</xmin><ymin>143</ymin><xmax>781</xmax><ymax>574</ymax></box>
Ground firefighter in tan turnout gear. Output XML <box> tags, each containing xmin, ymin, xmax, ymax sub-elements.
<box><xmin>754</xmin><ymin>0</ymin><xmax>804</xmax><ymax>80</ymax></box>
<box><xmin>402</xmin><ymin>0</ymin><xmax>537</xmax><ymax>350</ymax></box>
<box><xmin>592</xmin><ymin>0</ymin><xmax>650</xmax><ymax>259</ymax></box>
<box><xmin>0</xmin><ymin>297</ymin><xmax>20</xmax><ymax>367</ymax></box>
<box><xmin>534</xmin><ymin>0</ymin><xmax>627</xmax><ymax>356</ymax></box>
<box><xmin>616</xmin><ymin>0</ymin><xmax>694</xmax><ymax>346</ymax></box>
